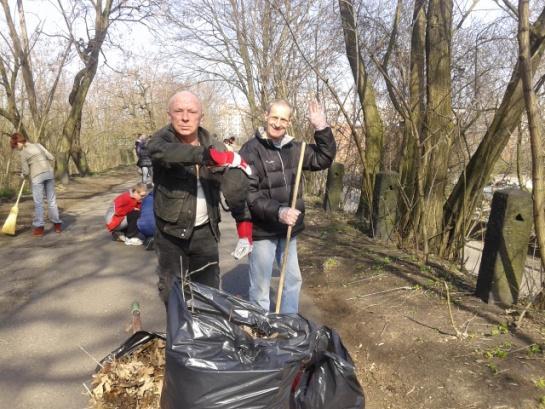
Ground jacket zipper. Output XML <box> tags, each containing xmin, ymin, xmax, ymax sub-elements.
<box><xmin>276</xmin><ymin>150</ymin><xmax>289</xmax><ymax>194</ymax></box>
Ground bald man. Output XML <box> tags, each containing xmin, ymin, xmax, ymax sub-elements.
<box><xmin>147</xmin><ymin>91</ymin><xmax>252</xmax><ymax>304</ymax></box>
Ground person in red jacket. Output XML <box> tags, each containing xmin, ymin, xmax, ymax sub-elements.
<box><xmin>105</xmin><ymin>182</ymin><xmax>148</xmax><ymax>245</ymax></box>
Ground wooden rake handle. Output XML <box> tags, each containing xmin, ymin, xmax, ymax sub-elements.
<box><xmin>275</xmin><ymin>142</ymin><xmax>306</xmax><ymax>313</ymax></box>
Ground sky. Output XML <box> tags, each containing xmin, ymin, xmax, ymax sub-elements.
<box><xmin>5</xmin><ymin>0</ymin><xmax>511</xmax><ymax>69</ymax></box>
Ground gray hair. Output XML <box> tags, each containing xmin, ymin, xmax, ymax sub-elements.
<box><xmin>266</xmin><ymin>99</ymin><xmax>292</xmax><ymax>116</ymax></box>
<box><xmin>167</xmin><ymin>90</ymin><xmax>202</xmax><ymax>113</ymax></box>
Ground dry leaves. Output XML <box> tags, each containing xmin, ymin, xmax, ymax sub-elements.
<box><xmin>87</xmin><ymin>338</ymin><xmax>165</xmax><ymax>409</ymax></box>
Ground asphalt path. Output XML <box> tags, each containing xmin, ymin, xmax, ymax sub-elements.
<box><xmin>0</xmin><ymin>176</ymin><xmax>321</xmax><ymax>409</ymax></box>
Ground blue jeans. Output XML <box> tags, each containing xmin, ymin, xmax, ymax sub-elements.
<box><xmin>31</xmin><ymin>175</ymin><xmax>61</xmax><ymax>227</ymax></box>
<box><xmin>249</xmin><ymin>237</ymin><xmax>302</xmax><ymax>313</ymax></box>
<box><xmin>141</xmin><ymin>166</ymin><xmax>152</xmax><ymax>184</ymax></box>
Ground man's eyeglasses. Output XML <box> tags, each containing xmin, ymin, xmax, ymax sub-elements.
<box><xmin>268</xmin><ymin>116</ymin><xmax>289</xmax><ymax>126</ymax></box>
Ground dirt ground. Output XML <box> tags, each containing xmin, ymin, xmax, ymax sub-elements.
<box><xmin>299</xmin><ymin>198</ymin><xmax>545</xmax><ymax>409</ymax></box>
<box><xmin>2</xmin><ymin>168</ymin><xmax>545</xmax><ymax>409</ymax></box>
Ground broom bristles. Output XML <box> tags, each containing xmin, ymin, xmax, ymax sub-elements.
<box><xmin>1</xmin><ymin>207</ymin><xmax>18</xmax><ymax>235</ymax></box>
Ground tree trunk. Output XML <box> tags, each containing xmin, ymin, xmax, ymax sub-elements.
<box><xmin>420</xmin><ymin>0</ymin><xmax>454</xmax><ymax>253</ymax></box>
<box><xmin>518</xmin><ymin>0</ymin><xmax>545</xmax><ymax>273</ymax></box>
<box><xmin>57</xmin><ymin>0</ymin><xmax>113</xmax><ymax>183</ymax></box>
<box><xmin>399</xmin><ymin>0</ymin><xmax>426</xmax><ymax>238</ymax></box>
<box><xmin>70</xmin><ymin>117</ymin><xmax>91</xmax><ymax>176</ymax></box>
<box><xmin>440</xmin><ymin>6</ymin><xmax>545</xmax><ymax>258</ymax></box>
<box><xmin>338</xmin><ymin>0</ymin><xmax>384</xmax><ymax>220</ymax></box>
<box><xmin>229</xmin><ymin>0</ymin><xmax>260</xmax><ymax>128</ymax></box>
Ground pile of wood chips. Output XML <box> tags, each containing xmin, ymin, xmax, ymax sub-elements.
<box><xmin>87</xmin><ymin>338</ymin><xmax>165</xmax><ymax>409</ymax></box>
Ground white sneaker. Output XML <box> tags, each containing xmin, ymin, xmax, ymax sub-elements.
<box><xmin>125</xmin><ymin>237</ymin><xmax>143</xmax><ymax>246</ymax></box>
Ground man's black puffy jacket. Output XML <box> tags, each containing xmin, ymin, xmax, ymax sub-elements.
<box><xmin>239</xmin><ymin>127</ymin><xmax>336</xmax><ymax>240</ymax></box>
<box><xmin>148</xmin><ymin>124</ymin><xmax>248</xmax><ymax>240</ymax></box>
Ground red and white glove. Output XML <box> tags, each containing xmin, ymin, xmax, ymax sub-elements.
<box><xmin>208</xmin><ymin>148</ymin><xmax>252</xmax><ymax>176</ymax></box>
<box><xmin>231</xmin><ymin>221</ymin><xmax>253</xmax><ymax>260</ymax></box>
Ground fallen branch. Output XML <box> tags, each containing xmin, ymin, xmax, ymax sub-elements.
<box><xmin>346</xmin><ymin>286</ymin><xmax>413</xmax><ymax>300</ymax></box>
<box><xmin>79</xmin><ymin>345</ymin><xmax>104</xmax><ymax>369</ymax></box>
<box><xmin>82</xmin><ymin>382</ymin><xmax>96</xmax><ymax>402</ymax></box>
<box><xmin>444</xmin><ymin>281</ymin><xmax>466</xmax><ymax>339</ymax></box>
<box><xmin>515</xmin><ymin>299</ymin><xmax>534</xmax><ymax>328</ymax></box>
<box><xmin>347</xmin><ymin>273</ymin><xmax>386</xmax><ymax>285</ymax></box>
<box><xmin>379</xmin><ymin>322</ymin><xmax>388</xmax><ymax>338</ymax></box>
<box><xmin>403</xmin><ymin>315</ymin><xmax>454</xmax><ymax>336</ymax></box>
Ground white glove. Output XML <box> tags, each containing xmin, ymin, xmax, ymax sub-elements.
<box><xmin>308</xmin><ymin>99</ymin><xmax>328</xmax><ymax>130</ymax></box>
<box><xmin>278</xmin><ymin>207</ymin><xmax>301</xmax><ymax>226</ymax></box>
<box><xmin>231</xmin><ymin>238</ymin><xmax>253</xmax><ymax>260</ymax></box>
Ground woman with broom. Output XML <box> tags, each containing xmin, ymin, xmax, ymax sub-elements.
<box><xmin>10</xmin><ymin>132</ymin><xmax>62</xmax><ymax>237</ymax></box>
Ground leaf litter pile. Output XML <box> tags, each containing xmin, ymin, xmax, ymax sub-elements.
<box><xmin>87</xmin><ymin>338</ymin><xmax>165</xmax><ymax>409</ymax></box>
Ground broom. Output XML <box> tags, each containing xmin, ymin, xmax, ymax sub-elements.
<box><xmin>2</xmin><ymin>179</ymin><xmax>26</xmax><ymax>236</ymax></box>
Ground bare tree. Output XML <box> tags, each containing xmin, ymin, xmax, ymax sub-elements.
<box><xmin>0</xmin><ymin>0</ymin><xmax>71</xmax><ymax>142</ymax></box>
<box><xmin>338</xmin><ymin>0</ymin><xmax>384</xmax><ymax>219</ymax></box>
<box><xmin>518</xmin><ymin>0</ymin><xmax>545</xmax><ymax>273</ymax></box>
<box><xmin>160</xmin><ymin>0</ymin><xmax>337</xmax><ymax>136</ymax></box>
<box><xmin>55</xmin><ymin>0</ymin><xmax>159</xmax><ymax>182</ymax></box>
<box><xmin>440</xmin><ymin>5</ymin><xmax>545</xmax><ymax>257</ymax></box>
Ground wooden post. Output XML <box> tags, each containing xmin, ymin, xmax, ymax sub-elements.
<box><xmin>323</xmin><ymin>162</ymin><xmax>345</xmax><ymax>212</ymax></box>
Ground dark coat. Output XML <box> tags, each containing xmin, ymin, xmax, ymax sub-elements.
<box><xmin>148</xmin><ymin>125</ymin><xmax>249</xmax><ymax>240</ymax></box>
<box><xmin>239</xmin><ymin>127</ymin><xmax>336</xmax><ymax>240</ymax></box>
<box><xmin>136</xmin><ymin>140</ymin><xmax>152</xmax><ymax>168</ymax></box>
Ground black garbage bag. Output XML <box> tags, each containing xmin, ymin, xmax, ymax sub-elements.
<box><xmin>98</xmin><ymin>331</ymin><xmax>166</xmax><ymax>369</ymax></box>
<box><xmin>292</xmin><ymin>327</ymin><xmax>365</xmax><ymax>409</ymax></box>
<box><xmin>161</xmin><ymin>281</ymin><xmax>364</xmax><ymax>409</ymax></box>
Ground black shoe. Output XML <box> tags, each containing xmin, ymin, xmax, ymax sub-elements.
<box><xmin>144</xmin><ymin>237</ymin><xmax>154</xmax><ymax>251</ymax></box>
<box><xmin>112</xmin><ymin>232</ymin><xmax>126</xmax><ymax>242</ymax></box>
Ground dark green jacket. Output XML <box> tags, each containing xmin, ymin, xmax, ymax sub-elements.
<box><xmin>148</xmin><ymin>125</ymin><xmax>248</xmax><ymax>240</ymax></box>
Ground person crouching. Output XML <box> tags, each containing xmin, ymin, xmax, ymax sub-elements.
<box><xmin>105</xmin><ymin>183</ymin><xmax>148</xmax><ymax>246</ymax></box>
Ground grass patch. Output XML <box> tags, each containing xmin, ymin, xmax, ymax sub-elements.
<box><xmin>0</xmin><ymin>187</ymin><xmax>15</xmax><ymax>199</ymax></box>
<box><xmin>534</xmin><ymin>378</ymin><xmax>545</xmax><ymax>389</ymax></box>
<box><xmin>322</xmin><ymin>257</ymin><xmax>339</xmax><ymax>272</ymax></box>
<box><xmin>483</xmin><ymin>342</ymin><xmax>512</xmax><ymax>359</ymax></box>
<box><xmin>490</xmin><ymin>323</ymin><xmax>509</xmax><ymax>336</ymax></box>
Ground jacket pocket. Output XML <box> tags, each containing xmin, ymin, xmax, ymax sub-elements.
<box><xmin>154</xmin><ymin>184</ymin><xmax>189</xmax><ymax>223</ymax></box>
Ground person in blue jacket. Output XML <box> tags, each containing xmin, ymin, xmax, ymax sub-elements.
<box><xmin>137</xmin><ymin>191</ymin><xmax>156</xmax><ymax>250</ymax></box>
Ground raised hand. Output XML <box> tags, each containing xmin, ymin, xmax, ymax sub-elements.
<box><xmin>307</xmin><ymin>99</ymin><xmax>328</xmax><ymax>130</ymax></box>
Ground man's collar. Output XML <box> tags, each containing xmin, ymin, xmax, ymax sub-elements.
<box><xmin>257</xmin><ymin>127</ymin><xmax>294</xmax><ymax>148</ymax></box>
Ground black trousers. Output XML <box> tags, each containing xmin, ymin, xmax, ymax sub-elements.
<box><xmin>125</xmin><ymin>210</ymin><xmax>140</xmax><ymax>238</ymax></box>
<box><xmin>155</xmin><ymin>223</ymin><xmax>219</xmax><ymax>304</ymax></box>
